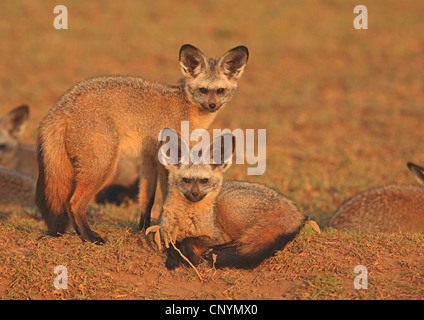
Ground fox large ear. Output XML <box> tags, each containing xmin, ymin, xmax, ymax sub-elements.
<box><xmin>0</xmin><ymin>105</ymin><xmax>29</xmax><ymax>139</ymax></box>
<box><xmin>179</xmin><ymin>44</ymin><xmax>207</xmax><ymax>79</ymax></box>
<box><xmin>208</xmin><ymin>133</ymin><xmax>235</xmax><ymax>172</ymax></box>
<box><xmin>218</xmin><ymin>46</ymin><xmax>249</xmax><ymax>82</ymax></box>
<box><xmin>158</xmin><ymin>128</ymin><xmax>190</xmax><ymax>169</ymax></box>
<box><xmin>407</xmin><ymin>162</ymin><xmax>424</xmax><ymax>185</ymax></box>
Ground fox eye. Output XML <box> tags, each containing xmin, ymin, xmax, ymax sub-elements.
<box><xmin>200</xmin><ymin>178</ymin><xmax>209</xmax><ymax>183</ymax></box>
<box><xmin>0</xmin><ymin>144</ymin><xmax>6</xmax><ymax>151</ymax></box>
<box><xmin>199</xmin><ymin>88</ymin><xmax>208</xmax><ymax>94</ymax></box>
<box><xmin>182</xmin><ymin>178</ymin><xmax>191</xmax><ymax>183</ymax></box>
<box><xmin>217</xmin><ymin>88</ymin><xmax>225</xmax><ymax>94</ymax></box>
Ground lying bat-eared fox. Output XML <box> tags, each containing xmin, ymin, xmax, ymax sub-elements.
<box><xmin>0</xmin><ymin>105</ymin><xmax>37</xmax><ymax>180</ymax></box>
<box><xmin>329</xmin><ymin>162</ymin><xmax>424</xmax><ymax>233</ymax></box>
<box><xmin>158</xmin><ymin>129</ymin><xmax>307</xmax><ymax>269</ymax></box>
<box><xmin>36</xmin><ymin>44</ymin><xmax>248</xmax><ymax>243</ymax></box>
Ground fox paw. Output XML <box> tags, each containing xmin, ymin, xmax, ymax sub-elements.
<box><xmin>81</xmin><ymin>231</ymin><xmax>106</xmax><ymax>245</ymax></box>
<box><xmin>202</xmin><ymin>243</ymin><xmax>239</xmax><ymax>268</ymax></box>
<box><xmin>201</xmin><ymin>248</ymin><xmax>215</xmax><ymax>261</ymax></box>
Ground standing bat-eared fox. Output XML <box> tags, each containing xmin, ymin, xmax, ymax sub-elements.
<box><xmin>36</xmin><ymin>44</ymin><xmax>248</xmax><ymax>243</ymax></box>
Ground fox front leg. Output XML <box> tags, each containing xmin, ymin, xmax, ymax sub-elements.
<box><xmin>138</xmin><ymin>155</ymin><xmax>159</xmax><ymax>229</ymax></box>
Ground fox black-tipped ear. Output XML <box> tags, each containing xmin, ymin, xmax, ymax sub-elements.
<box><xmin>0</xmin><ymin>105</ymin><xmax>30</xmax><ymax>139</ymax></box>
<box><xmin>179</xmin><ymin>44</ymin><xmax>207</xmax><ymax>79</ymax></box>
<box><xmin>218</xmin><ymin>46</ymin><xmax>249</xmax><ymax>82</ymax></box>
<box><xmin>158</xmin><ymin>128</ymin><xmax>190</xmax><ymax>168</ymax></box>
<box><xmin>407</xmin><ymin>162</ymin><xmax>424</xmax><ymax>185</ymax></box>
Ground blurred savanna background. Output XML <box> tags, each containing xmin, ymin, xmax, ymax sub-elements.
<box><xmin>0</xmin><ymin>0</ymin><xmax>423</xmax><ymax>299</ymax></box>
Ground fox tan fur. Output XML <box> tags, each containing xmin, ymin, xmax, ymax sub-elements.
<box><xmin>36</xmin><ymin>44</ymin><xmax>248</xmax><ymax>243</ymax></box>
<box><xmin>0</xmin><ymin>105</ymin><xmax>37</xmax><ymax>180</ymax></box>
<box><xmin>329</xmin><ymin>162</ymin><xmax>424</xmax><ymax>233</ymax></box>
<box><xmin>0</xmin><ymin>165</ymin><xmax>35</xmax><ymax>208</ymax></box>
<box><xmin>158</xmin><ymin>130</ymin><xmax>306</xmax><ymax>269</ymax></box>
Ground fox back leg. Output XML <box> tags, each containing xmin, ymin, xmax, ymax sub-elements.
<box><xmin>70</xmin><ymin>152</ymin><xmax>119</xmax><ymax>243</ymax></box>
<box><xmin>65</xmin><ymin>126</ymin><xmax>120</xmax><ymax>243</ymax></box>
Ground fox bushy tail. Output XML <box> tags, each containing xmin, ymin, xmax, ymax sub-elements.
<box><xmin>36</xmin><ymin>117</ymin><xmax>74</xmax><ymax>236</ymax></box>
<box><xmin>203</xmin><ymin>218</ymin><xmax>306</xmax><ymax>269</ymax></box>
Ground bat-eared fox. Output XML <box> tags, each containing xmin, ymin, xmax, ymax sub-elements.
<box><xmin>330</xmin><ymin>162</ymin><xmax>424</xmax><ymax>233</ymax></box>
<box><xmin>0</xmin><ymin>105</ymin><xmax>37</xmax><ymax>180</ymax></box>
<box><xmin>158</xmin><ymin>129</ymin><xmax>306</xmax><ymax>269</ymax></box>
<box><xmin>36</xmin><ymin>44</ymin><xmax>248</xmax><ymax>243</ymax></box>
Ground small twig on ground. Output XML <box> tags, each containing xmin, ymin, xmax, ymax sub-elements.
<box><xmin>165</xmin><ymin>230</ymin><xmax>204</xmax><ymax>282</ymax></box>
<box><xmin>146</xmin><ymin>224</ymin><xmax>204</xmax><ymax>282</ymax></box>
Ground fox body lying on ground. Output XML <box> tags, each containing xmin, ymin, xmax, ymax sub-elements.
<box><xmin>158</xmin><ymin>129</ymin><xmax>306</xmax><ymax>269</ymax></box>
<box><xmin>0</xmin><ymin>105</ymin><xmax>37</xmax><ymax>180</ymax></box>
<box><xmin>36</xmin><ymin>44</ymin><xmax>248</xmax><ymax>243</ymax></box>
<box><xmin>329</xmin><ymin>162</ymin><xmax>424</xmax><ymax>233</ymax></box>
<box><xmin>0</xmin><ymin>165</ymin><xmax>35</xmax><ymax>208</ymax></box>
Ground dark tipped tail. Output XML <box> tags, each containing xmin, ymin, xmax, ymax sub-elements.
<box><xmin>202</xmin><ymin>225</ymin><xmax>304</xmax><ymax>269</ymax></box>
<box><xmin>36</xmin><ymin>119</ymin><xmax>74</xmax><ymax>236</ymax></box>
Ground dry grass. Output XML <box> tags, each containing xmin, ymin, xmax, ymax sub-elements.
<box><xmin>1</xmin><ymin>207</ymin><xmax>423</xmax><ymax>299</ymax></box>
<box><xmin>1</xmin><ymin>0</ymin><xmax>424</xmax><ymax>300</ymax></box>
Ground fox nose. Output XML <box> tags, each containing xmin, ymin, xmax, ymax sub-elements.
<box><xmin>209</xmin><ymin>103</ymin><xmax>216</xmax><ymax>109</ymax></box>
<box><xmin>185</xmin><ymin>190</ymin><xmax>204</xmax><ymax>202</ymax></box>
